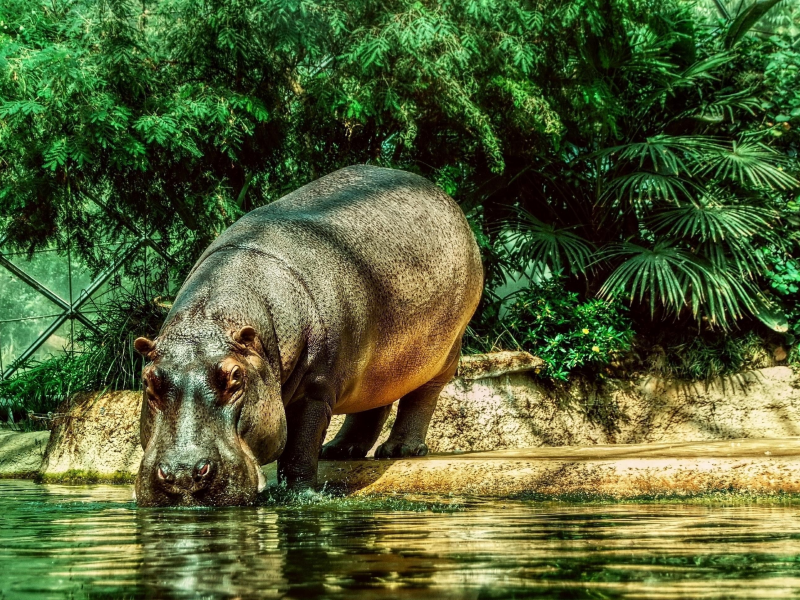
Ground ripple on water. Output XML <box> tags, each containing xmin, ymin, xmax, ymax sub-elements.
<box><xmin>1</xmin><ymin>480</ymin><xmax>800</xmax><ymax>599</ymax></box>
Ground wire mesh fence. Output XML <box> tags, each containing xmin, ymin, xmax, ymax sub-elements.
<box><xmin>0</xmin><ymin>235</ymin><xmax>173</xmax><ymax>380</ymax></box>
<box><xmin>0</xmin><ymin>184</ymin><xmax>176</xmax><ymax>383</ymax></box>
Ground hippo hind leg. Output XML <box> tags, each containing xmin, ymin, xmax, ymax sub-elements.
<box><xmin>320</xmin><ymin>405</ymin><xmax>392</xmax><ymax>460</ymax></box>
<box><xmin>375</xmin><ymin>340</ymin><xmax>461</xmax><ymax>459</ymax></box>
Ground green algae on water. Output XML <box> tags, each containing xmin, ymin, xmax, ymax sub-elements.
<box><xmin>35</xmin><ymin>469</ymin><xmax>136</xmax><ymax>485</ymax></box>
<box><xmin>258</xmin><ymin>485</ymin><xmax>465</xmax><ymax>512</ymax></box>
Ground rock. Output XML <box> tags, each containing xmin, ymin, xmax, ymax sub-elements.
<box><xmin>328</xmin><ymin>365</ymin><xmax>800</xmax><ymax>456</ymax></box>
<box><xmin>456</xmin><ymin>351</ymin><xmax>545</xmax><ymax>380</ymax></box>
<box><xmin>774</xmin><ymin>346</ymin><xmax>788</xmax><ymax>362</ymax></box>
<box><xmin>32</xmin><ymin>358</ymin><xmax>800</xmax><ymax>484</ymax></box>
<box><xmin>0</xmin><ymin>428</ymin><xmax>50</xmax><ymax>477</ymax></box>
<box><xmin>39</xmin><ymin>391</ymin><xmax>142</xmax><ymax>482</ymax></box>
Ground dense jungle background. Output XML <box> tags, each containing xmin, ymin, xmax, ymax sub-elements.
<box><xmin>0</xmin><ymin>0</ymin><xmax>798</xmax><ymax>428</ymax></box>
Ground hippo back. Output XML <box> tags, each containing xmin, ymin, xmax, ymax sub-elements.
<box><xmin>183</xmin><ymin>165</ymin><xmax>483</xmax><ymax>413</ymax></box>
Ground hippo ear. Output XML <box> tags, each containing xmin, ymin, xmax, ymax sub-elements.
<box><xmin>234</xmin><ymin>326</ymin><xmax>262</xmax><ymax>353</ymax></box>
<box><xmin>134</xmin><ymin>337</ymin><xmax>156</xmax><ymax>358</ymax></box>
<box><xmin>234</xmin><ymin>326</ymin><xmax>258</xmax><ymax>344</ymax></box>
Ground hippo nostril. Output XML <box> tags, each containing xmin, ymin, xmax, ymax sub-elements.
<box><xmin>193</xmin><ymin>459</ymin><xmax>213</xmax><ymax>483</ymax></box>
<box><xmin>156</xmin><ymin>464</ymin><xmax>175</xmax><ymax>484</ymax></box>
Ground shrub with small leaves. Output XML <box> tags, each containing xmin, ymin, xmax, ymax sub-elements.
<box><xmin>500</xmin><ymin>281</ymin><xmax>634</xmax><ymax>381</ymax></box>
<box><xmin>764</xmin><ymin>254</ymin><xmax>800</xmax><ymax>343</ymax></box>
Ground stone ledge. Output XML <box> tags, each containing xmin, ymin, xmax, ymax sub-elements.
<box><xmin>8</xmin><ymin>428</ymin><xmax>800</xmax><ymax>499</ymax></box>
<box><xmin>0</xmin><ymin>429</ymin><xmax>50</xmax><ymax>478</ymax></box>
<box><xmin>295</xmin><ymin>438</ymin><xmax>800</xmax><ymax>498</ymax></box>
<box><xmin>456</xmin><ymin>351</ymin><xmax>545</xmax><ymax>380</ymax></box>
<box><xmin>6</xmin><ymin>356</ymin><xmax>800</xmax><ymax>495</ymax></box>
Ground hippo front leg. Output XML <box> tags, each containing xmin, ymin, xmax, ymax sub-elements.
<box><xmin>278</xmin><ymin>394</ymin><xmax>333</xmax><ymax>491</ymax></box>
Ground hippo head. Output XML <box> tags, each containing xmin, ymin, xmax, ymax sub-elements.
<box><xmin>132</xmin><ymin>326</ymin><xmax>286</xmax><ymax>507</ymax></box>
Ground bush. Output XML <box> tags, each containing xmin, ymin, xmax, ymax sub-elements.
<box><xmin>764</xmin><ymin>253</ymin><xmax>800</xmax><ymax>344</ymax></box>
<box><xmin>475</xmin><ymin>280</ymin><xmax>635</xmax><ymax>381</ymax></box>
<box><xmin>646</xmin><ymin>331</ymin><xmax>770</xmax><ymax>381</ymax></box>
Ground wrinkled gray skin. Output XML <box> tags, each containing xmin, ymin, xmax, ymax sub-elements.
<box><xmin>134</xmin><ymin>166</ymin><xmax>483</xmax><ymax>506</ymax></box>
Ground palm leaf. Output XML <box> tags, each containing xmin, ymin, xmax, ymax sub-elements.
<box><xmin>591</xmin><ymin>135</ymin><xmax>722</xmax><ymax>175</ymax></box>
<box><xmin>688</xmin><ymin>267</ymin><xmax>758</xmax><ymax>327</ymax></box>
<box><xmin>503</xmin><ymin>209</ymin><xmax>594</xmax><ymax>277</ymax></box>
<box><xmin>603</xmin><ymin>171</ymin><xmax>698</xmax><ymax>209</ymax></box>
<box><xmin>702</xmin><ymin>141</ymin><xmax>799</xmax><ymax>189</ymax></box>
<box><xmin>678</xmin><ymin>52</ymin><xmax>736</xmax><ymax>83</ymax></box>
<box><xmin>689</xmin><ymin>89</ymin><xmax>761</xmax><ymax>124</ymax></box>
<box><xmin>724</xmin><ymin>0</ymin><xmax>785</xmax><ymax>48</ymax></box>
<box><xmin>598</xmin><ymin>242</ymin><xmax>761</xmax><ymax>327</ymax></box>
<box><xmin>598</xmin><ymin>242</ymin><xmax>701</xmax><ymax>317</ymax></box>
<box><xmin>694</xmin><ymin>239</ymin><xmax>767</xmax><ymax>278</ymax></box>
<box><xmin>650</xmin><ymin>203</ymin><xmax>777</xmax><ymax>243</ymax></box>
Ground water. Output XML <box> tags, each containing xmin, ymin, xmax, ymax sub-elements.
<box><xmin>2</xmin><ymin>481</ymin><xmax>800</xmax><ymax>599</ymax></box>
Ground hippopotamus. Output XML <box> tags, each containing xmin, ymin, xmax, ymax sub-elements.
<box><xmin>132</xmin><ymin>165</ymin><xmax>483</xmax><ymax>506</ymax></box>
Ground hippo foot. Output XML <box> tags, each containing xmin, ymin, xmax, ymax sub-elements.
<box><xmin>374</xmin><ymin>441</ymin><xmax>429</xmax><ymax>459</ymax></box>
<box><xmin>320</xmin><ymin>443</ymin><xmax>370</xmax><ymax>460</ymax></box>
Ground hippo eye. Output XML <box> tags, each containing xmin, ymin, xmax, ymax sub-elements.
<box><xmin>216</xmin><ymin>360</ymin><xmax>245</xmax><ymax>403</ymax></box>
<box><xmin>228</xmin><ymin>366</ymin><xmax>242</xmax><ymax>390</ymax></box>
<box><xmin>144</xmin><ymin>384</ymin><xmax>162</xmax><ymax>411</ymax></box>
<box><xmin>143</xmin><ymin>369</ymin><xmax>165</xmax><ymax>410</ymax></box>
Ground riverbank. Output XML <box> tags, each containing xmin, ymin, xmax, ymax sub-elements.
<box><xmin>5</xmin><ymin>427</ymin><xmax>800</xmax><ymax>499</ymax></box>
<box><xmin>3</xmin><ymin>353</ymin><xmax>800</xmax><ymax>499</ymax></box>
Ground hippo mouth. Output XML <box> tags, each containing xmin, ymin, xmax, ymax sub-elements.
<box><xmin>135</xmin><ymin>436</ymin><xmax>267</xmax><ymax>507</ymax></box>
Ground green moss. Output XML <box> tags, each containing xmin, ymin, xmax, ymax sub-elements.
<box><xmin>261</xmin><ymin>488</ymin><xmax>800</xmax><ymax>510</ymax></box>
<box><xmin>512</xmin><ymin>489</ymin><xmax>800</xmax><ymax>506</ymax></box>
<box><xmin>35</xmin><ymin>470</ymin><xmax>136</xmax><ymax>485</ymax></box>
<box><xmin>0</xmin><ymin>471</ymin><xmax>38</xmax><ymax>480</ymax></box>
<box><xmin>108</xmin><ymin>470</ymin><xmax>137</xmax><ymax>485</ymax></box>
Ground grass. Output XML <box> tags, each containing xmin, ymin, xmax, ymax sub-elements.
<box><xmin>0</xmin><ymin>283</ymin><xmax>168</xmax><ymax>431</ymax></box>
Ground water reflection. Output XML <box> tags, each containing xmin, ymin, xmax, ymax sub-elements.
<box><xmin>134</xmin><ymin>507</ymin><xmax>285</xmax><ymax>598</ymax></box>
<box><xmin>2</xmin><ymin>480</ymin><xmax>800</xmax><ymax>599</ymax></box>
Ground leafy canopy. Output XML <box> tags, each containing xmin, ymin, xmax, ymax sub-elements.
<box><xmin>0</xmin><ymin>0</ymin><xmax>797</xmax><ymax>331</ymax></box>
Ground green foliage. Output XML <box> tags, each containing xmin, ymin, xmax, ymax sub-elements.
<box><xmin>0</xmin><ymin>353</ymin><xmax>93</xmax><ymax>429</ymax></box>
<box><xmin>503</xmin><ymin>209</ymin><xmax>594</xmax><ymax>278</ymax></box>
<box><xmin>764</xmin><ymin>39</ymin><xmax>800</xmax><ymax>130</ymax></box>
<box><xmin>1</xmin><ymin>0</ymin><xmax>796</xmax><ymax>313</ymax></box>
<box><xmin>764</xmin><ymin>253</ymin><xmax>800</xmax><ymax>342</ymax></box>
<box><xmin>647</xmin><ymin>331</ymin><xmax>769</xmax><ymax>380</ymax></box>
<box><xmin>483</xmin><ymin>280</ymin><xmax>634</xmax><ymax>381</ymax></box>
<box><xmin>497</xmin><ymin>11</ymin><xmax>800</xmax><ymax>330</ymax></box>
<box><xmin>0</xmin><ymin>0</ymin><xmax>571</xmax><ymax>265</ymax></box>
<box><xmin>0</xmin><ymin>0</ymin><xmax>798</xmax><ymax>401</ymax></box>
